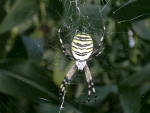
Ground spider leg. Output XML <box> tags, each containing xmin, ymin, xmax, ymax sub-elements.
<box><xmin>58</xmin><ymin>29</ymin><xmax>75</xmax><ymax>60</ymax></box>
<box><xmin>90</xmin><ymin>80</ymin><xmax>97</xmax><ymax>101</ymax></box>
<box><xmin>59</xmin><ymin>64</ymin><xmax>77</xmax><ymax>100</ymax></box>
<box><xmin>84</xmin><ymin>67</ymin><xmax>91</xmax><ymax>102</ymax></box>
<box><xmin>91</xmin><ymin>26</ymin><xmax>106</xmax><ymax>56</ymax></box>
<box><xmin>94</xmin><ymin>47</ymin><xmax>105</xmax><ymax>57</ymax></box>
<box><xmin>83</xmin><ymin>65</ymin><xmax>97</xmax><ymax>103</ymax></box>
<box><xmin>88</xmin><ymin>46</ymin><xmax>105</xmax><ymax>61</ymax></box>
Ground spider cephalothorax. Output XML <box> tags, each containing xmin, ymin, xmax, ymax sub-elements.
<box><xmin>58</xmin><ymin>27</ymin><xmax>105</xmax><ymax>103</ymax></box>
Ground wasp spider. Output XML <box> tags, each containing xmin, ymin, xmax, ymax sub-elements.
<box><xmin>58</xmin><ymin>27</ymin><xmax>105</xmax><ymax>103</ymax></box>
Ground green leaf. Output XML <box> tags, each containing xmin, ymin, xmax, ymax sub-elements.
<box><xmin>45</xmin><ymin>0</ymin><xmax>63</xmax><ymax>21</ymax></box>
<box><xmin>118</xmin><ymin>63</ymin><xmax>150</xmax><ymax>113</ymax></box>
<box><xmin>0</xmin><ymin>59</ymin><xmax>59</xmax><ymax>103</ymax></box>
<box><xmin>53</xmin><ymin>50</ymin><xmax>75</xmax><ymax>86</ymax></box>
<box><xmin>120</xmin><ymin>63</ymin><xmax>150</xmax><ymax>87</ymax></box>
<box><xmin>21</xmin><ymin>36</ymin><xmax>44</xmax><ymax>61</ymax></box>
<box><xmin>119</xmin><ymin>86</ymin><xmax>141</xmax><ymax>113</ymax></box>
<box><xmin>37</xmin><ymin>102</ymin><xmax>60</xmax><ymax>113</ymax></box>
<box><xmin>0</xmin><ymin>59</ymin><xmax>86</xmax><ymax>113</ymax></box>
<box><xmin>0</xmin><ymin>0</ymin><xmax>39</xmax><ymax>34</ymax></box>
<box><xmin>109</xmin><ymin>0</ymin><xmax>150</xmax><ymax>22</ymax></box>
<box><xmin>141</xmin><ymin>82</ymin><xmax>150</xmax><ymax>95</ymax></box>
<box><xmin>0</xmin><ymin>1</ymin><xmax>6</xmax><ymax>23</ymax></box>
<box><xmin>132</xmin><ymin>19</ymin><xmax>150</xmax><ymax>41</ymax></box>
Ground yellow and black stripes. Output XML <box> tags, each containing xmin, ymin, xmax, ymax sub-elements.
<box><xmin>72</xmin><ymin>33</ymin><xmax>93</xmax><ymax>60</ymax></box>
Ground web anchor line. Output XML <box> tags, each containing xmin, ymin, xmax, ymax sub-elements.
<box><xmin>59</xmin><ymin>91</ymin><xmax>66</xmax><ymax>113</ymax></box>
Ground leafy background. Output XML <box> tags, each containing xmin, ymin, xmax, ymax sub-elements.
<box><xmin>0</xmin><ymin>0</ymin><xmax>150</xmax><ymax>113</ymax></box>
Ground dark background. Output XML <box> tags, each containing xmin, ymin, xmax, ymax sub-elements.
<box><xmin>0</xmin><ymin>0</ymin><xmax>150</xmax><ymax>113</ymax></box>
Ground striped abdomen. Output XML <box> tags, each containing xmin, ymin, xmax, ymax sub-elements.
<box><xmin>72</xmin><ymin>33</ymin><xmax>93</xmax><ymax>61</ymax></box>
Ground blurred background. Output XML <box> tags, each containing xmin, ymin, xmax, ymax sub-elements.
<box><xmin>0</xmin><ymin>0</ymin><xmax>150</xmax><ymax>113</ymax></box>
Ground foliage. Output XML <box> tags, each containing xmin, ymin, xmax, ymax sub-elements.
<box><xmin>0</xmin><ymin>0</ymin><xmax>150</xmax><ymax>113</ymax></box>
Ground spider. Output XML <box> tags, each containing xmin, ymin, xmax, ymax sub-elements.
<box><xmin>58</xmin><ymin>26</ymin><xmax>105</xmax><ymax>103</ymax></box>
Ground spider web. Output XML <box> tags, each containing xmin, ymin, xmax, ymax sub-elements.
<box><xmin>0</xmin><ymin>0</ymin><xmax>150</xmax><ymax>113</ymax></box>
